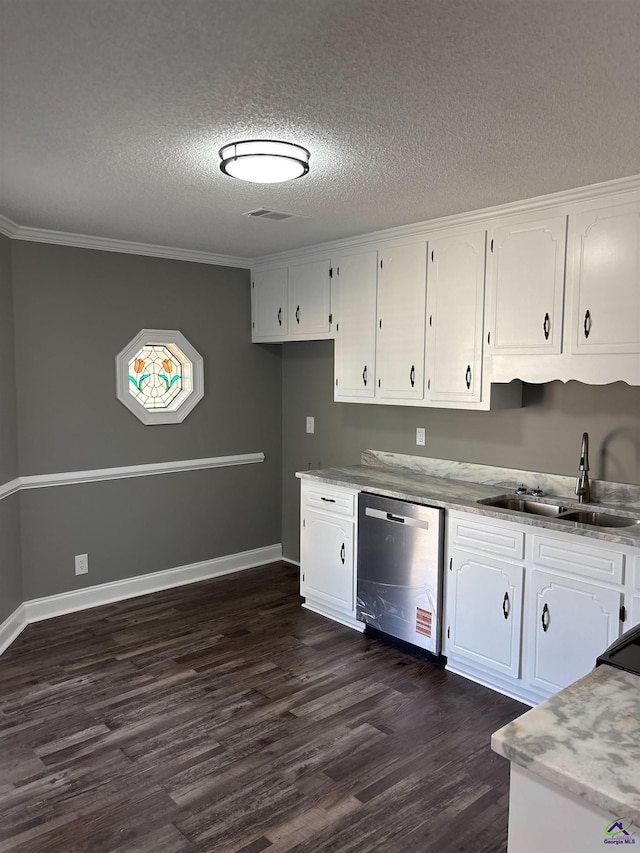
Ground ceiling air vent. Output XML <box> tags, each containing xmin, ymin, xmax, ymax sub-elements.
<box><xmin>242</xmin><ymin>208</ymin><xmax>302</xmax><ymax>222</ymax></box>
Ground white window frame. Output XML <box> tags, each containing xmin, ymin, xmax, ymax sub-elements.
<box><xmin>115</xmin><ymin>329</ymin><xmax>204</xmax><ymax>425</ymax></box>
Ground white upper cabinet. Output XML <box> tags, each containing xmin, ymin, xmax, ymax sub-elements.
<box><xmin>333</xmin><ymin>248</ymin><xmax>378</xmax><ymax>399</ymax></box>
<box><xmin>252</xmin><ymin>178</ymin><xmax>639</xmax><ymax>389</ymax></box>
<box><xmin>376</xmin><ymin>239</ymin><xmax>427</xmax><ymax>401</ymax></box>
<box><xmin>486</xmin><ymin>215</ymin><xmax>567</xmax><ymax>355</ymax></box>
<box><xmin>288</xmin><ymin>257</ymin><xmax>333</xmax><ymax>339</ymax></box>
<box><xmin>251</xmin><ymin>266</ymin><xmax>288</xmax><ymax>340</ymax></box>
<box><xmin>251</xmin><ymin>256</ymin><xmax>332</xmax><ymax>342</ymax></box>
<box><xmin>565</xmin><ymin>198</ymin><xmax>640</xmax><ymax>355</ymax></box>
<box><xmin>426</xmin><ymin>230</ymin><xmax>486</xmax><ymax>404</ymax></box>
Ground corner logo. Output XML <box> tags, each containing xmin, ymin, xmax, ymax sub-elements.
<box><xmin>604</xmin><ymin>819</ymin><xmax>636</xmax><ymax>845</ymax></box>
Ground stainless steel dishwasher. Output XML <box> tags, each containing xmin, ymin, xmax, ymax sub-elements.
<box><xmin>357</xmin><ymin>492</ymin><xmax>444</xmax><ymax>656</ymax></box>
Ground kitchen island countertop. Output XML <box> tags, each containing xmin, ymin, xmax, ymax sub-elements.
<box><xmin>491</xmin><ymin>663</ymin><xmax>640</xmax><ymax>827</ymax></box>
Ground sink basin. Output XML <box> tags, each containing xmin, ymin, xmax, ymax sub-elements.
<box><xmin>478</xmin><ymin>496</ymin><xmax>566</xmax><ymax>517</ymax></box>
<box><xmin>557</xmin><ymin>510</ymin><xmax>640</xmax><ymax>528</ymax></box>
<box><xmin>478</xmin><ymin>495</ymin><xmax>640</xmax><ymax>528</ymax></box>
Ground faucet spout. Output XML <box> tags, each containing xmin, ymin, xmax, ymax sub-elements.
<box><xmin>575</xmin><ymin>431</ymin><xmax>591</xmax><ymax>504</ymax></box>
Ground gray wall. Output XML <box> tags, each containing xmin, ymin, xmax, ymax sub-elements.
<box><xmin>0</xmin><ymin>234</ymin><xmax>23</xmax><ymax>620</ymax></box>
<box><xmin>281</xmin><ymin>340</ymin><xmax>640</xmax><ymax>561</ymax></box>
<box><xmin>11</xmin><ymin>242</ymin><xmax>282</xmax><ymax>600</ymax></box>
<box><xmin>0</xmin><ymin>234</ymin><xmax>19</xmax><ymax>484</ymax></box>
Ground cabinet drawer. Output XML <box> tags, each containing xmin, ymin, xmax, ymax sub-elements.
<box><xmin>302</xmin><ymin>483</ymin><xmax>356</xmax><ymax>517</ymax></box>
<box><xmin>530</xmin><ymin>534</ymin><xmax>624</xmax><ymax>585</ymax></box>
<box><xmin>449</xmin><ymin>515</ymin><xmax>525</xmax><ymax>560</ymax></box>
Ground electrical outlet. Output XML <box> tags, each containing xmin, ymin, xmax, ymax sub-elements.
<box><xmin>75</xmin><ymin>553</ymin><xmax>89</xmax><ymax>575</ymax></box>
<box><xmin>416</xmin><ymin>427</ymin><xmax>426</xmax><ymax>446</ymax></box>
<box><xmin>306</xmin><ymin>416</ymin><xmax>315</xmax><ymax>434</ymax></box>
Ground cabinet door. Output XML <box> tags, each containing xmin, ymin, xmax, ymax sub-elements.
<box><xmin>566</xmin><ymin>199</ymin><xmax>640</xmax><ymax>354</ymax></box>
<box><xmin>251</xmin><ymin>267</ymin><xmax>288</xmax><ymax>340</ymax></box>
<box><xmin>289</xmin><ymin>258</ymin><xmax>332</xmax><ymax>339</ymax></box>
<box><xmin>301</xmin><ymin>510</ymin><xmax>354</xmax><ymax>613</ymax></box>
<box><xmin>526</xmin><ymin>569</ymin><xmax>622</xmax><ymax>694</ymax></box>
<box><xmin>487</xmin><ymin>216</ymin><xmax>566</xmax><ymax>354</ymax></box>
<box><xmin>426</xmin><ymin>231</ymin><xmax>486</xmax><ymax>404</ymax></box>
<box><xmin>333</xmin><ymin>249</ymin><xmax>378</xmax><ymax>399</ymax></box>
<box><xmin>448</xmin><ymin>550</ymin><xmax>524</xmax><ymax>678</ymax></box>
<box><xmin>376</xmin><ymin>240</ymin><xmax>427</xmax><ymax>400</ymax></box>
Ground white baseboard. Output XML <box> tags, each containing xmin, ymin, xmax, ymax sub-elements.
<box><xmin>0</xmin><ymin>544</ymin><xmax>282</xmax><ymax>656</ymax></box>
<box><xmin>0</xmin><ymin>604</ymin><xmax>28</xmax><ymax>656</ymax></box>
<box><xmin>301</xmin><ymin>601</ymin><xmax>366</xmax><ymax>633</ymax></box>
<box><xmin>445</xmin><ymin>661</ymin><xmax>538</xmax><ymax>707</ymax></box>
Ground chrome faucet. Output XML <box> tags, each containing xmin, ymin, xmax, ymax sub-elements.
<box><xmin>575</xmin><ymin>431</ymin><xmax>591</xmax><ymax>504</ymax></box>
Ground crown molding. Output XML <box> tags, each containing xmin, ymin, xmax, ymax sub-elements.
<box><xmin>2</xmin><ymin>174</ymin><xmax>638</xmax><ymax>269</ymax></box>
<box><xmin>0</xmin><ymin>214</ymin><xmax>251</xmax><ymax>269</ymax></box>
<box><xmin>250</xmin><ymin>174</ymin><xmax>640</xmax><ymax>266</ymax></box>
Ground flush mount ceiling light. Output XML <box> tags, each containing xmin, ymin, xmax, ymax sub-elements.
<box><xmin>219</xmin><ymin>139</ymin><xmax>310</xmax><ymax>183</ymax></box>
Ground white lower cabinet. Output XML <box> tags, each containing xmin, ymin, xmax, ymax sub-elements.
<box><xmin>301</xmin><ymin>510</ymin><xmax>354</xmax><ymax>612</ymax></box>
<box><xmin>448</xmin><ymin>551</ymin><xmax>523</xmax><ymax>678</ymax></box>
<box><xmin>526</xmin><ymin>569</ymin><xmax>622</xmax><ymax>694</ymax></box>
<box><xmin>445</xmin><ymin>511</ymin><xmax>632</xmax><ymax>705</ymax></box>
<box><xmin>299</xmin><ymin>481</ymin><xmax>363</xmax><ymax>631</ymax></box>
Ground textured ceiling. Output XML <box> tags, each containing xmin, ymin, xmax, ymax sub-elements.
<box><xmin>1</xmin><ymin>0</ymin><xmax>639</xmax><ymax>260</ymax></box>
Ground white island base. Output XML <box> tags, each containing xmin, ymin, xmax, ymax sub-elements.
<box><xmin>492</xmin><ymin>665</ymin><xmax>640</xmax><ymax>853</ymax></box>
<box><xmin>507</xmin><ymin>763</ymin><xmax>637</xmax><ymax>853</ymax></box>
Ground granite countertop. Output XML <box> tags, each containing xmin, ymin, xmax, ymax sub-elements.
<box><xmin>491</xmin><ymin>664</ymin><xmax>640</xmax><ymax>825</ymax></box>
<box><xmin>296</xmin><ymin>452</ymin><xmax>640</xmax><ymax>548</ymax></box>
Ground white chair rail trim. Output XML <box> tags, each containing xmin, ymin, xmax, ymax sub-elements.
<box><xmin>0</xmin><ymin>452</ymin><xmax>265</xmax><ymax>500</ymax></box>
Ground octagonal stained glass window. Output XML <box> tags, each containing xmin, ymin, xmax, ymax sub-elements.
<box><xmin>116</xmin><ymin>330</ymin><xmax>204</xmax><ymax>424</ymax></box>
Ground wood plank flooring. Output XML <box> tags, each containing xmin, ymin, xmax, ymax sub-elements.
<box><xmin>0</xmin><ymin>562</ymin><xmax>527</xmax><ymax>852</ymax></box>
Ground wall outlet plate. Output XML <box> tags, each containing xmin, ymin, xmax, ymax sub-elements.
<box><xmin>75</xmin><ymin>553</ymin><xmax>89</xmax><ymax>575</ymax></box>
<box><xmin>416</xmin><ymin>427</ymin><xmax>426</xmax><ymax>446</ymax></box>
<box><xmin>306</xmin><ymin>416</ymin><xmax>315</xmax><ymax>434</ymax></box>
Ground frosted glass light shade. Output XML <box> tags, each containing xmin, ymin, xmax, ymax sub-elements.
<box><xmin>219</xmin><ymin>140</ymin><xmax>310</xmax><ymax>183</ymax></box>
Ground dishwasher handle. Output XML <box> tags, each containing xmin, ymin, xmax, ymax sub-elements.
<box><xmin>386</xmin><ymin>512</ymin><xmax>405</xmax><ymax>523</ymax></box>
<box><xmin>364</xmin><ymin>506</ymin><xmax>430</xmax><ymax>530</ymax></box>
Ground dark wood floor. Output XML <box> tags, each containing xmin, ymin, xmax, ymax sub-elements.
<box><xmin>0</xmin><ymin>562</ymin><xmax>526</xmax><ymax>853</ymax></box>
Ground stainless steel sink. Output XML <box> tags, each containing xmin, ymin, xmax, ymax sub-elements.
<box><xmin>558</xmin><ymin>510</ymin><xmax>640</xmax><ymax>528</ymax></box>
<box><xmin>478</xmin><ymin>495</ymin><xmax>640</xmax><ymax>528</ymax></box>
<box><xmin>478</xmin><ymin>496</ymin><xmax>566</xmax><ymax>517</ymax></box>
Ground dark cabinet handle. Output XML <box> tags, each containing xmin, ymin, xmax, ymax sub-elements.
<box><xmin>543</xmin><ymin>312</ymin><xmax>551</xmax><ymax>341</ymax></box>
<box><xmin>296</xmin><ymin>305</ymin><xmax>300</xmax><ymax>324</ymax></box>
<box><xmin>584</xmin><ymin>309</ymin><xmax>591</xmax><ymax>339</ymax></box>
<box><xmin>410</xmin><ymin>365</ymin><xmax>415</xmax><ymax>388</ymax></box>
<box><xmin>465</xmin><ymin>365</ymin><xmax>472</xmax><ymax>390</ymax></box>
<box><xmin>362</xmin><ymin>365</ymin><xmax>368</xmax><ymax>387</ymax></box>
<box><xmin>340</xmin><ymin>542</ymin><xmax>345</xmax><ymax>564</ymax></box>
<box><xmin>502</xmin><ymin>592</ymin><xmax>510</xmax><ymax>620</ymax></box>
<box><xmin>320</xmin><ymin>497</ymin><xmax>336</xmax><ymax>503</ymax></box>
<box><xmin>277</xmin><ymin>307</ymin><xmax>282</xmax><ymax>326</ymax></box>
<box><xmin>541</xmin><ymin>602</ymin><xmax>550</xmax><ymax>633</ymax></box>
